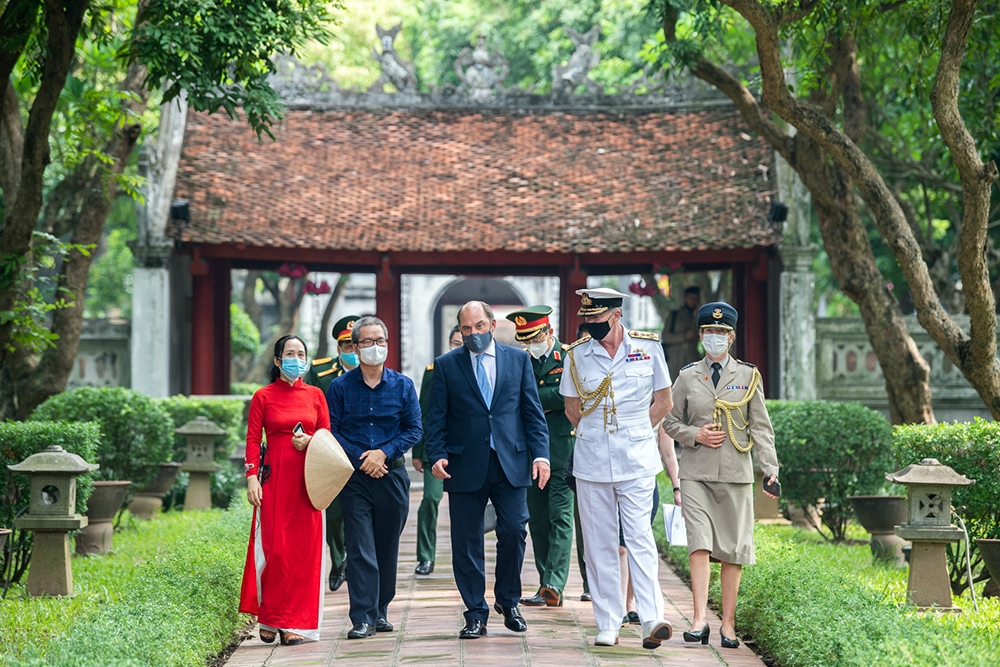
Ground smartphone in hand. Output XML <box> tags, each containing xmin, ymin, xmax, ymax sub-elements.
<box><xmin>762</xmin><ymin>477</ymin><xmax>781</xmax><ymax>498</ymax></box>
<box><xmin>293</xmin><ymin>422</ymin><xmax>304</xmax><ymax>435</ymax></box>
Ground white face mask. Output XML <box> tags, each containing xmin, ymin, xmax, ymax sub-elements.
<box><xmin>702</xmin><ymin>333</ymin><xmax>731</xmax><ymax>358</ymax></box>
<box><xmin>528</xmin><ymin>340</ymin><xmax>551</xmax><ymax>359</ymax></box>
<box><xmin>359</xmin><ymin>344</ymin><xmax>388</xmax><ymax>366</ymax></box>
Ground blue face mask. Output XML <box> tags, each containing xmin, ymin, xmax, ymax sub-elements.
<box><xmin>340</xmin><ymin>351</ymin><xmax>359</xmax><ymax>367</ymax></box>
<box><xmin>463</xmin><ymin>331</ymin><xmax>493</xmax><ymax>354</ymax></box>
<box><xmin>281</xmin><ymin>357</ymin><xmax>308</xmax><ymax>379</ymax></box>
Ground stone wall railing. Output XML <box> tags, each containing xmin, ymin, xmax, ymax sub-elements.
<box><xmin>815</xmin><ymin>316</ymin><xmax>990</xmax><ymax>422</ymax></box>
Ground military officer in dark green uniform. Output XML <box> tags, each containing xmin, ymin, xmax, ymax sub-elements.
<box><xmin>507</xmin><ymin>306</ymin><xmax>575</xmax><ymax>608</ymax></box>
<box><xmin>304</xmin><ymin>314</ymin><xmax>360</xmax><ymax>591</ymax></box>
<box><xmin>412</xmin><ymin>326</ymin><xmax>464</xmax><ymax>576</ymax></box>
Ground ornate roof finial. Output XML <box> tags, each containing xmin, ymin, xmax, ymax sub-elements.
<box><xmin>454</xmin><ymin>35</ymin><xmax>510</xmax><ymax>102</ymax></box>
<box><xmin>553</xmin><ymin>25</ymin><xmax>602</xmax><ymax>97</ymax></box>
<box><xmin>369</xmin><ymin>23</ymin><xmax>417</xmax><ymax>93</ymax></box>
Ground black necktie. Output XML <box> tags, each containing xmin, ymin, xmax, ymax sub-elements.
<box><xmin>711</xmin><ymin>362</ymin><xmax>722</xmax><ymax>388</ymax></box>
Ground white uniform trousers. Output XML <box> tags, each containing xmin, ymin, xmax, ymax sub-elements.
<box><xmin>576</xmin><ymin>475</ymin><xmax>664</xmax><ymax>633</ymax></box>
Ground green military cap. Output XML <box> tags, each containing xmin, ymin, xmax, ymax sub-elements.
<box><xmin>332</xmin><ymin>315</ymin><xmax>361</xmax><ymax>342</ymax></box>
<box><xmin>506</xmin><ymin>305</ymin><xmax>553</xmax><ymax>341</ymax></box>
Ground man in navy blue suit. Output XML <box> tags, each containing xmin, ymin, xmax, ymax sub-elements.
<box><xmin>426</xmin><ymin>300</ymin><xmax>551</xmax><ymax>639</ymax></box>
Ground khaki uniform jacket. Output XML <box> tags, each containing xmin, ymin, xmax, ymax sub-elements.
<box><xmin>662</xmin><ymin>356</ymin><xmax>778</xmax><ymax>484</ymax></box>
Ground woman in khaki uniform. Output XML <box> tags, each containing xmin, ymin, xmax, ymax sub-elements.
<box><xmin>661</xmin><ymin>302</ymin><xmax>779</xmax><ymax>650</ymax></box>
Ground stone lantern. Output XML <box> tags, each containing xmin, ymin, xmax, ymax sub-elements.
<box><xmin>8</xmin><ymin>446</ymin><xmax>99</xmax><ymax>597</ymax></box>
<box><xmin>177</xmin><ymin>416</ymin><xmax>225</xmax><ymax>511</ymax></box>
<box><xmin>886</xmin><ymin>458</ymin><xmax>975</xmax><ymax>610</ymax></box>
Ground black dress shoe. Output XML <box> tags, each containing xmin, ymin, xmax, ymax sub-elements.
<box><xmin>375</xmin><ymin>618</ymin><xmax>393</xmax><ymax>633</ymax></box>
<box><xmin>519</xmin><ymin>593</ymin><xmax>546</xmax><ymax>606</ymax></box>
<box><xmin>459</xmin><ymin>619</ymin><xmax>487</xmax><ymax>639</ymax></box>
<box><xmin>720</xmin><ymin>632</ymin><xmax>740</xmax><ymax>649</ymax></box>
<box><xmin>347</xmin><ymin>622</ymin><xmax>375</xmax><ymax>639</ymax></box>
<box><xmin>683</xmin><ymin>623</ymin><xmax>711</xmax><ymax>645</ymax></box>
<box><xmin>627</xmin><ymin>611</ymin><xmax>641</xmax><ymax>625</ymax></box>
<box><xmin>539</xmin><ymin>585</ymin><xmax>563</xmax><ymax>607</ymax></box>
<box><xmin>493</xmin><ymin>603</ymin><xmax>527</xmax><ymax>632</ymax></box>
<box><xmin>329</xmin><ymin>563</ymin><xmax>347</xmax><ymax>592</ymax></box>
<box><xmin>414</xmin><ymin>560</ymin><xmax>434</xmax><ymax>576</ymax></box>
<box><xmin>580</xmin><ymin>592</ymin><xmax>592</xmax><ymax>602</ymax></box>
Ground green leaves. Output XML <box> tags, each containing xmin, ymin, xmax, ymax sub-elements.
<box><xmin>127</xmin><ymin>0</ymin><xmax>336</xmax><ymax>139</ymax></box>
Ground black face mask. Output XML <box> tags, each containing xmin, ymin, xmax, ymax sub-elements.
<box><xmin>585</xmin><ymin>318</ymin><xmax>613</xmax><ymax>341</ymax></box>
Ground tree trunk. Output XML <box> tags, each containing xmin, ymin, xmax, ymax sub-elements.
<box><xmin>721</xmin><ymin>0</ymin><xmax>1000</xmax><ymax>419</ymax></box>
<box><xmin>7</xmin><ymin>60</ymin><xmax>149</xmax><ymax>419</ymax></box>
<box><xmin>248</xmin><ymin>276</ymin><xmax>306</xmax><ymax>384</ymax></box>
<box><xmin>0</xmin><ymin>0</ymin><xmax>91</xmax><ymax>358</ymax></box>
<box><xmin>662</xmin><ymin>14</ymin><xmax>937</xmax><ymax>423</ymax></box>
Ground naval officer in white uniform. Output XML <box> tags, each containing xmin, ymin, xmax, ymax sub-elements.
<box><xmin>560</xmin><ymin>287</ymin><xmax>675</xmax><ymax>649</ymax></box>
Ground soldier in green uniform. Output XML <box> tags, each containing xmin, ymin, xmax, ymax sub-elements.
<box><xmin>661</xmin><ymin>286</ymin><xmax>701</xmax><ymax>381</ymax></box>
<box><xmin>304</xmin><ymin>314</ymin><xmax>360</xmax><ymax>591</ymax></box>
<box><xmin>412</xmin><ymin>326</ymin><xmax>465</xmax><ymax>576</ymax></box>
<box><xmin>506</xmin><ymin>306</ymin><xmax>575</xmax><ymax>608</ymax></box>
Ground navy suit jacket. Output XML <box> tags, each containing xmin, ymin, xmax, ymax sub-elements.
<box><xmin>425</xmin><ymin>342</ymin><xmax>550</xmax><ymax>493</ymax></box>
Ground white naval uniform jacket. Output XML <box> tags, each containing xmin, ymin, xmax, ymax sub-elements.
<box><xmin>559</xmin><ymin>328</ymin><xmax>671</xmax><ymax>483</ymax></box>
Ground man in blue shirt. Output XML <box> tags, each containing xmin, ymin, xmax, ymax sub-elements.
<box><xmin>326</xmin><ymin>315</ymin><xmax>422</xmax><ymax>640</ymax></box>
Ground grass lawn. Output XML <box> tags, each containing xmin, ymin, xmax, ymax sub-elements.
<box><xmin>0</xmin><ymin>505</ymin><xmax>251</xmax><ymax>667</ymax></box>
<box><xmin>652</xmin><ymin>473</ymin><xmax>1000</xmax><ymax>667</ymax></box>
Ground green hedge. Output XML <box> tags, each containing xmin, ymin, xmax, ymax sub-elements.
<box><xmin>0</xmin><ymin>505</ymin><xmax>251</xmax><ymax>667</ymax></box>
<box><xmin>737</xmin><ymin>527</ymin><xmax>1000</xmax><ymax>667</ymax></box>
<box><xmin>894</xmin><ymin>418</ymin><xmax>1000</xmax><ymax>594</ymax></box>
<box><xmin>31</xmin><ymin>388</ymin><xmax>173</xmax><ymax>489</ymax></box>
<box><xmin>767</xmin><ymin>400</ymin><xmax>894</xmax><ymax>541</ymax></box>
<box><xmin>0</xmin><ymin>421</ymin><xmax>100</xmax><ymax>585</ymax></box>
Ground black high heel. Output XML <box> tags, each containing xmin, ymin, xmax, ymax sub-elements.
<box><xmin>279</xmin><ymin>630</ymin><xmax>304</xmax><ymax>646</ymax></box>
<box><xmin>720</xmin><ymin>632</ymin><xmax>740</xmax><ymax>649</ymax></box>
<box><xmin>682</xmin><ymin>623</ymin><xmax>710</xmax><ymax>645</ymax></box>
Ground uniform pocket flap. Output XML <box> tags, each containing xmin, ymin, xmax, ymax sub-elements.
<box><xmin>625</xmin><ymin>366</ymin><xmax>653</xmax><ymax>378</ymax></box>
<box><xmin>574</xmin><ymin>425</ymin><xmax>594</xmax><ymax>440</ymax></box>
<box><xmin>627</xmin><ymin>424</ymin><xmax>653</xmax><ymax>441</ymax></box>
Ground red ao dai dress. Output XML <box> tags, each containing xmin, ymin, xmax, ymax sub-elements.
<box><xmin>239</xmin><ymin>378</ymin><xmax>330</xmax><ymax>640</ymax></box>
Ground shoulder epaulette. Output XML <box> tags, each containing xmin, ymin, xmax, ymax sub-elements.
<box><xmin>737</xmin><ymin>359</ymin><xmax>757</xmax><ymax>368</ymax></box>
<box><xmin>629</xmin><ymin>330</ymin><xmax>660</xmax><ymax>342</ymax></box>
<box><xmin>561</xmin><ymin>343</ymin><xmax>569</xmax><ymax>351</ymax></box>
<box><xmin>426</xmin><ymin>363</ymin><xmax>434</xmax><ymax>371</ymax></box>
<box><xmin>312</xmin><ymin>357</ymin><xmax>333</xmax><ymax>366</ymax></box>
<box><xmin>680</xmin><ymin>361</ymin><xmax>698</xmax><ymax>372</ymax></box>
<box><xmin>317</xmin><ymin>368</ymin><xmax>337</xmax><ymax>378</ymax></box>
<box><xmin>567</xmin><ymin>335</ymin><xmax>592</xmax><ymax>349</ymax></box>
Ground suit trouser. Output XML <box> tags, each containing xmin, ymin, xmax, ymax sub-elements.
<box><xmin>573</xmin><ymin>493</ymin><xmax>589</xmax><ymax>594</ymax></box>
<box><xmin>526</xmin><ymin>469</ymin><xmax>575</xmax><ymax>592</ymax></box>
<box><xmin>576</xmin><ymin>476</ymin><xmax>664</xmax><ymax>633</ymax></box>
<box><xmin>325</xmin><ymin>498</ymin><xmax>346</xmax><ymax>572</ymax></box>
<box><xmin>339</xmin><ymin>464</ymin><xmax>410</xmax><ymax>625</ymax></box>
<box><xmin>415</xmin><ymin>462</ymin><xmax>444</xmax><ymax>563</ymax></box>
<box><xmin>449</xmin><ymin>449</ymin><xmax>528</xmax><ymax>624</ymax></box>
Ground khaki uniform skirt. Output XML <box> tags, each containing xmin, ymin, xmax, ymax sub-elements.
<box><xmin>680</xmin><ymin>479</ymin><xmax>755</xmax><ymax>565</ymax></box>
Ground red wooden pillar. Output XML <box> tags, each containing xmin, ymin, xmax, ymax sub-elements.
<box><xmin>212</xmin><ymin>259</ymin><xmax>232</xmax><ymax>394</ymax></box>
<box><xmin>375</xmin><ymin>254</ymin><xmax>401</xmax><ymax>370</ymax></box>
<box><xmin>190</xmin><ymin>249</ymin><xmax>214</xmax><ymax>395</ymax></box>
<box><xmin>560</xmin><ymin>256</ymin><xmax>588</xmax><ymax>344</ymax></box>
<box><xmin>740</xmin><ymin>254</ymin><xmax>770</xmax><ymax>389</ymax></box>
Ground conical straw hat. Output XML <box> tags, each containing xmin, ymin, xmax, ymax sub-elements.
<box><xmin>305</xmin><ymin>429</ymin><xmax>354</xmax><ymax>511</ymax></box>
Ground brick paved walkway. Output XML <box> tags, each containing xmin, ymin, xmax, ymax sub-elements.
<box><xmin>225</xmin><ymin>476</ymin><xmax>767</xmax><ymax>667</ymax></box>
